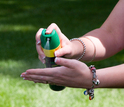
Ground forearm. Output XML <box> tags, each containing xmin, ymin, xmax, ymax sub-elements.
<box><xmin>95</xmin><ymin>64</ymin><xmax>124</xmax><ymax>88</ymax></box>
<box><xmin>70</xmin><ymin>0</ymin><xmax>124</xmax><ymax>62</ymax></box>
<box><xmin>80</xmin><ymin>28</ymin><xmax>122</xmax><ymax>61</ymax></box>
<box><xmin>71</xmin><ymin>27</ymin><xmax>122</xmax><ymax>62</ymax></box>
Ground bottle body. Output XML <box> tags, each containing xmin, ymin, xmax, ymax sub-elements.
<box><xmin>40</xmin><ymin>29</ymin><xmax>65</xmax><ymax>91</ymax></box>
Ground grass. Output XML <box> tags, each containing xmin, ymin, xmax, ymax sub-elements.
<box><xmin>0</xmin><ymin>0</ymin><xmax>124</xmax><ymax>107</ymax></box>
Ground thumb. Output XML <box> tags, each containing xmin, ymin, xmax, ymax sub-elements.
<box><xmin>35</xmin><ymin>28</ymin><xmax>43</xmax><ymax>41</ymax></box>
<box><xmin>46</xmin><ymin>23</ymin><xmax>62</xmax><ymax>36</ymax></box>
<box><xmin>54</xmin><ymin>57</ymin><xmax>79</xmax><ymax>68</ymax></box>
<box><xmin>55</xmin><ymin>46</ymin><xmax>72</xmax><ymax>58</ymax></box>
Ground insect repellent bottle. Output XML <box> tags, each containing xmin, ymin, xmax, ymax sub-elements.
<box><xmin>40</xmin><ymin>29</ymin><xmax>65</xmax><ymax>91</ymax></box>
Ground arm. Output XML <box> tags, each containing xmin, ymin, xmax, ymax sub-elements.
<box><xmin>73</xmin><ymin>0</ymin><xmax>124</xmax><ymax>61</ymax></box>
<box><xmin>35</xmin><ymin>1</ymin><xmax>124</xmax><ymax>63</ymax></box>
<box><xmin>96</xmin><ymin>64</ymin><xmax>124</xmax><ymax>88</ymax></box>
<box><xmin>20</xmin><ymin>0</ymin><xmax>124</xmax><ymax>89</ymax></box>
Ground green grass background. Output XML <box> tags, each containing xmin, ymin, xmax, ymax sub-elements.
<box><xmin>0</xmin><ymin>0</ymin><xmax>124</xmax><ymax>107</ymax></box>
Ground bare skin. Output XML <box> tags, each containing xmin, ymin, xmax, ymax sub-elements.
<box><xmin>21</xmin><ymin>0</ymin><xmax>124</xmax><ymax>88</ymax></box>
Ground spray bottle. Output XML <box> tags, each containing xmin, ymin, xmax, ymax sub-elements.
<box><xmin>40</xmin><ymin>29</ymin><xmax>65</xmax><ymax>91</ymax></box>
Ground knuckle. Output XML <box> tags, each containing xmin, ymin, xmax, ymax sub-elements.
<box><xmin>51</xmin><ymin>23</ymin><xmax>56</xmax><ymax>26</ymax></box>
<box><xmin>54</xmin><ymin>73</ymin><xmax>61</xmax><ymax>78</ymax></box>
<box><xmin>35</xmin><ymin>28</ymin><xmax>43</xmax><ymax>39</ymax></box>
<box><xmin>40</xmin><ymin>76</ymin><xmax>46</xmax><ymax>81</ymax></box>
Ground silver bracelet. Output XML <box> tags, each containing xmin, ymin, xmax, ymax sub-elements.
<box><xmin>70</xmin><ymin>38</ymin><xmax>86</xmax><ymax>60</ymax></box>
<box><xmin>83</xmin><ymin>37</ymin><xmax>96</xmax><ymax>62</ymax></box>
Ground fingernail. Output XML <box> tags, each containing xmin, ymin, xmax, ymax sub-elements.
<box><xmin>45</xmin><ymin>30</ymin><xmax>50</xmax><ymax>34</ymax></box>
<box><xmin>41</xmin><ymin>55</ymin><xmax>45</xmax><ymax>59</ymax></box>
<box><xmin>55</xmin><ymin>57</ymin><xmax>60</xmax><ymax>63</ymax></box>
<box><xmin>42</xmin><ymin>60</ymin><xmax>45</xmax><ymax>64</ymax></box>
<box><xmin>36</xmin><ymin>40</ymin><xmax>41</xmax><ymax>45</ymax></box>
<box><xmin>41</xmin><ymin>55</ymin><xmax>45</xmax><ymax>64</ymax></box>
<box><xmin>20</xmin><ymin>74</ymin><xmax>25</xmax><ymax>77</ymax></box>
<box><xmin>54</xmin><ymin>51</ymin><xmax>58</xmax><ymax>57</ymax></box>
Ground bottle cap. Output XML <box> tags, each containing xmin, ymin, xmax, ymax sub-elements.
<box><xmin>41</xmin><ymin>29</ymin><xmax>60</xmax><ymax>50</ymax></box>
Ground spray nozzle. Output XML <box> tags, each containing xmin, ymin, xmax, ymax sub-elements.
<box><xmin>46</xmin><ymin>37</ymin><xmax>51</xmax><ymax>41</ymax></box>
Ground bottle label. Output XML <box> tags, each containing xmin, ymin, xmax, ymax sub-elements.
<box><xmin>42</xmin><ymin>44</ymin><xmax>61</xmax><ymax>57</ymax></box>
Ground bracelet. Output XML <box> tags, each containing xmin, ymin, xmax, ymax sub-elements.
<box><xmin>83</xmin><ymin>37</ymin><xmax>96</xmax><ymax>62</ymax></box>
<box><xmin>70</xmin><ymin>38</ymin><xmax>86</xmax><ymax>60</ymax></box>
<box><xmin>84</xmin><ymin>65</ymin><xmax>100</xmax><ymax>100</ymax></box>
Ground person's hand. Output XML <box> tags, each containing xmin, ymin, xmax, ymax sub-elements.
<box><xmin>36</xmin><ymin>23</ymin><xmax>75</xmax><ymax>64</ymax></box>
<box><xmin>21</xmin><ymin>57</ymin><xmax>92</xmax><ymax>89</ymax></box>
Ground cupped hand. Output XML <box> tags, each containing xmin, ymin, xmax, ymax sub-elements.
<box><xmin>21</xmin><ymin>57</ymin><xmax>92</xmax><ymax>89</ymax></box>
<box><xmin>36</xmin><ymin>23</ymin><xmax>74</xmax><ymax>63</ymax></box>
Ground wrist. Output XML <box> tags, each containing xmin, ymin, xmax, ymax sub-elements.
<box><xmin>84</xmin><ymin>65</ymin><xmax>100</xmax><ymax>100</ymax></box>
<box><xmin>80</xmin><ymin>37</ymin><xmax>96</xmax><ymax>62</ymax></box>
<box><xmin>70</xmin><ymin>37</ymin><xmax>96</xmax><ymax>62</ymax></box>
<box><xmin>70</xmin><ymin>38</ymin><xmax>86</xmax><ymax>60</ymax></box>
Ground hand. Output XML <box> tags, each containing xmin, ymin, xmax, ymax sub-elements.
<box><xmin>21</xmin><ymin>57</ymin><xmax>92</xmax><ymax>89</ymax></box>
<box><xmin>36</xmin><ymin>23</ymin><xmax>76</xmax><ymax>63</ymax></box>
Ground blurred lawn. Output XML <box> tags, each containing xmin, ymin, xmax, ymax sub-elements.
<box><xmin>0</xmin><ymin>0</ymin><xmax>124</xmax><ymax>107</ymax></box>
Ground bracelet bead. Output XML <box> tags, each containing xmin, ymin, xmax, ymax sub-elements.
<box><xmin>84</xmin><ymin>65</ymin><xmax>100</xmax><ymax>100</ymax></box>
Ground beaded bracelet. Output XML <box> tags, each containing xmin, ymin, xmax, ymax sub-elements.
<box><xmin>70</xmin><ymin>38</ymin><xmax>86</xmax><ymax>60</ymax></box>
<box><xmin>84</xmin><ymin>65</ymin><xmax>100</xmax><ymax>100</ymax></box>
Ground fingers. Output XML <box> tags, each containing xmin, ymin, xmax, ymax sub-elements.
<box><xmin>22</xmin><ymin>75</ymin><xmax>51</xmax><ymax>84</ymax></box>
<box><xmin>35</xmin><ymin>28</ymin><xmax>43</xmax><ymax>41</ymax></box>
<box><xmin>35</xmin><ymin>23</ymin><xmax>70</xmax><ymax>63</ymax></box>
<box><xmin>55</xmin><ymin>57</ymin><xmax>80</xmax><ymax>69</ymax></box>
<box><xmin>23</xmin><ymin>68</ymin><xmax>61</xmax><ymax>76</ymax></box>
<box><xmin>20</xmin><ymin>67</ymin><xmax>65</xmax><ymax>85</ymax></box>
<box><xmin>46</xmin><ymin>23</ymin><xmax>62</xmax><ymax>36</ymax></box>
<box><xmin>38</xmin><ymin>55</ymin><xmax>45</xmax><ymax>64</ymax></box>
<box><xmin>46</xmin><ymin>23</ymin><xmax>68</xmax><ymax>42</ymax></box>
<box><xmin>35</xmin><ymin>28</ymin><xmax>46</xmax><ymax>63</ymax></box>
<box><xmin>55</xmin><ymin>45</ymin><xmax>72</xmax><ymax>58</ymax></box>
<box><xmin>35</xmin><ymin>23</ymin><xmax>62</xmax><ymax>41</ymax></box>
<box><xmin>35</xmin><ymin>23</ymin><xmax>63</xmax><ymax>62</ymax></box>
<box><xmin>21</xmin><ymin>69</ymin><xmax>51</xmax><ymax>83</ymax></box>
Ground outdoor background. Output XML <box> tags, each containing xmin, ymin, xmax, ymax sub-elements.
<box><xmin>0</xmin><ymin>0</ymin><xmax>124</xmax><ymax>107</ymax></box>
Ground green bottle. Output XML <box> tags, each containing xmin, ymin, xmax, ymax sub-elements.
<box><xmin>40</xmin><ymin>29</ymin><xmax>65</xmax><ymax>91</ymax></box>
